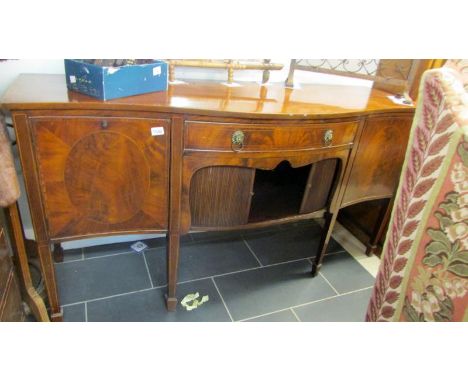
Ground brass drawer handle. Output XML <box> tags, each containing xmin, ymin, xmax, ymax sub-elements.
<box><xmin>231</xmin><ymin>130</ymin><xmax>245</xmax><ymax>151</ymax></box>
<box><xmin>323</xmin><ymin>129</ymin><xmax>333</xmax><ymax>146</ymax></box>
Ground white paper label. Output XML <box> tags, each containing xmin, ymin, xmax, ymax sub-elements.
<box><xmin>151</xmin><ymin>126</ymin><xmax>165</xmax><ymax>136</ymax></box>
<box><xmin>387</xmin><ymin>95</ymin><xmax>413</xmax><ymax>106</ymax></box>
<box><xmin>69</xmin><ymin>75</ymin><xmax>76</xmax><ymax>84</ymax></box>
<box><xmin>107</xmin><ymin>67</ymin><xmax>120</xmax><ymax>75</ymax></box>
<box><xmin>130</xmin><ymin>241</ymin><xmax>148</xmax><ymax>253</ymax></box>
<box><xmin>153</xmin><ymin>66</ymin><xmax>161</xmax><ymax>76</ymax></box>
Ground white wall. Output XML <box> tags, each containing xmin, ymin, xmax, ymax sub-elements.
<box><xmin>0</xmin><ymin>59</ymin><xmax>65</xmax><ymax>98</ymax></box>
<box><xmin>0</xmin><ymin>59</ymin><xmax>374</xmax><ymax>98</ymax></box>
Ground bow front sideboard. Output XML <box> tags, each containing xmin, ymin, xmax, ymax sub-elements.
<box><xmin>1</xmin><ymin>74</ymin><xmax>414</xmax><ymax>321</ymax></box>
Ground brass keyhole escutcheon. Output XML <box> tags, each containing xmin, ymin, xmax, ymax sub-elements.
<box><xmin>231</xmin><ymin>130</ymin><xmax>245</xmax><ymax>151</ymax></box>
<box><xmin>323</xmin><ymin>129</ymin><xmax>333</xmax><ymax>146</ymax></box>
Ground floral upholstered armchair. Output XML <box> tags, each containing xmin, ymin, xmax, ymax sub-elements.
<box><xmin>366</xmin><ymin>61</ymin><xmax>468</xmax><ymax>322</ymax></box>
<box><xmin>0</xmin><ymin>114</ymin><xmax>49</xmax><ymax>321</ymax></box>
<box><xmin>0</xmin><ymin>114</ymin><xmax>20</xmax><ymax>207</ymax></box>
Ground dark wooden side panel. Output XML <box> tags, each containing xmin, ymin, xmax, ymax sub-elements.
<box><xmin>190</xmin><ymin>166</ymin><xmax>255</xmax><ymax>227</ymax></box>
<box><xmin>338</xmin><ymin>199</ymin><xmax>389</xmax><ymax>254</ymax></box>
<box><xmin>341</xmin><ymin>114</ymin><xmax>413</xmax><ymax>207</ymax></box>
<box><xmin>300</xmin><ymin>159</ymin><xmax>338</xmax><ymax>213</ymax></box>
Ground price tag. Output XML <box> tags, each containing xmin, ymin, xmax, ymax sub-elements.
<box><xmin>151</xmin><ymin>127</ymin><xmax>165</xmax><ymax>136</ymax></box>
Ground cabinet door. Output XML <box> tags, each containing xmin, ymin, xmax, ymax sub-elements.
<box><xmin>30</xmin><ymin>116</ymin><xmax>169</xmax><ymax>239</ymax></box>
<box><xmin>190</xmin><ymin>166</ymin><xmax>255</xmax><ymax>227</ymax></box>
<box><xmin>341</xmin><ymin>114</ymin><xmax>413</xmax><ymax>207</ymax></box>
<box><xmin>300</xmin><ymin>159</ymin><xmax>339</xmax><ymax>213</ymax></box>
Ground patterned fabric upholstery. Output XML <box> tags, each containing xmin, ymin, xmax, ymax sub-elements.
<box><xmin>366</xmin><ymin>67</ymin><xmax>468</xmax><ymax>322</ymax></box>
<box><xmin>0</xmin><ymin>115</ymin><xmax>20</xmax><ymax>207</ymax></box>
<box><xmin>444</xmin><ymin>59</ymin><xmax>468</xmax><ymax>93</ymax></box>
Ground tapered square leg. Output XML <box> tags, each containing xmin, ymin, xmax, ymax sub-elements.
<box><xmin>50</xmin><ymin>310</ymin><xmax>64</xmax><ymax>322</ymax></box>
<box><xmin>37</xmin><ymin>243</ymin><xmax>62</xmax><ymax>320</ymax></box>
<box><xmin>166</xmin><ymin>232</ymin><xmax>180</xmax><ymax>312</ymax></box>
<box><xmin>366</xmin><ymin>198</ymin><xmax>393</xmax><ymax>256</ymax></box>
<box><xmin>312</xmin><ymin>211</ymin><xmax>338</xmax><ymax>277</ymax></box>
<box><xmin>53</xmin><ymin>243</ymin><xmax>64</xmax><ymax>263</ymax></box>
<box><xmin>165</xmin><ymin>296</ymin><xmax>178</xmax><ymax>312</ymax></box>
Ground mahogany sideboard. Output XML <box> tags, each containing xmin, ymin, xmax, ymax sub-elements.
<box><xmin>1</xmin><ymin>74</ymin><xmax>414</xmax><ymax>321</ymax></box>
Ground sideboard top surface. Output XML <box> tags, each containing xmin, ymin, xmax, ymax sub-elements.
<box><xmin>1</xmin><ymin>74</ymin><xmax>414</xmax><ymax>119</ymax></box>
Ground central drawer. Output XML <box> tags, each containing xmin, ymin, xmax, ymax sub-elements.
<box><xmin>184</xmin><ymin>120</ymin><xmax>359</xmax><ymax>152</ymax></box>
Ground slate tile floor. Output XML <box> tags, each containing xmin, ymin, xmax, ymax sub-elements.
<box><xmin>57</xmin><ymin>220</ymin><xmax>376</xmax><ymax>322</ymax></box>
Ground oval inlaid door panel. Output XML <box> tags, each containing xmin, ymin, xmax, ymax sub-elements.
<box><xmin>31</xmin><ymin>116</ymin><xmax>169</xmax><ymax>239</ymax></box>
<box><xmin>64</xmin><ymin>131</ymin><xmax>150</xmax><ymax>224</ymax></box>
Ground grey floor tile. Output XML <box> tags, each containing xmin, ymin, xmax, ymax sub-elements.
<box><xmin>145</xmin><ymin>235</ymin><xmax>259</xmax><ymax>286</ymax></box>
<box><xmin>286</xmin><ymin>221</ymin><xmax>345</xmax><ymax>256</ymax></box>
<box><xmin>214</xmin><ymin>260</ymin><xmax>336</xmax><ymax>321</ymax></box>
<box><xmin>242</xmin><ymin>220</ymin><xmax>344</xmax><ymax>266</ymax></box>
<box><xmin>293</xmin><ymin>288</ymin><xmax>373</xmax><ymax>322</ymax></box>
<box><xmin>87</xmin><ymin>279</ymin><xmax>231</xmax><ymax>322</ymax></box>
<box><xmin>55</xmin><ymin>252</ymin><xmax>152</xmax><ymax>305</ymax></box>
<box><xmin>142</xmin><ymin>236</ymin><xmax>166</xmax><ymax>249</ymax></box>
<box><xmin>243</xmin><ymin>309</ymin><xmax>298</xmax><ymax>322</ymax></box>
<box><xmin>144</xmin><ymin>234</ymin><xmax>191</xmax><ymax>249</ymax></box>
<box><xmin>190</xmin><ymin>226</ymin><xmax>281</xmax><ymax>243</ymax></box>
<box><xmin>189</xmin><ymin>230</ymin><xmax>246</xmax><ymax>244</ymax></box>
<box><xmin>320</xmin><ymin>252</ymin><xmax>375</xmax><ymax>294</ymax></box>
<box><xmin>83</xmin><ymin>242</ymin><xmax>134</xmax><ymax>259</ymax></box>
<box><xmin>62</xmin><ymin>303</ymin><xmax>86</xmax><ymax>322</ymax></box>
<box><xmin>62</xmin><ymin>248</ymin><xmax>83</xmax><ymax>262</ymax></box>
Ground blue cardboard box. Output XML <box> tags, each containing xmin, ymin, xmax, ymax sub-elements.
<box><xmin>64</xmin><ymin>59</ymin><xmax>168</xmax><ymax>100</ymax></box>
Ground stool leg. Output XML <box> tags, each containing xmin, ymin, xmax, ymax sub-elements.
<box><xmin>6</xmin><ymin>203</ymin><xmax>50</xmax><ymax>322</ymax></box>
